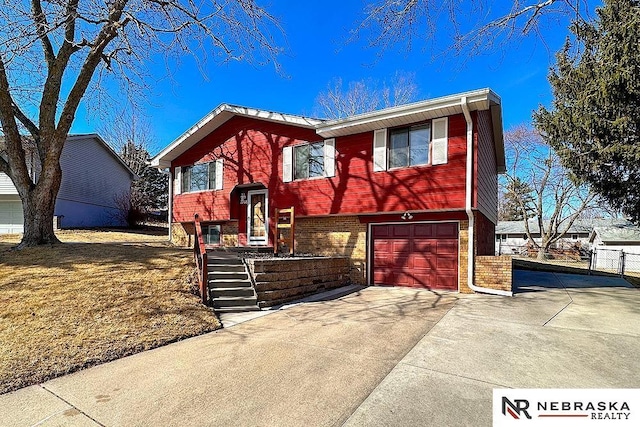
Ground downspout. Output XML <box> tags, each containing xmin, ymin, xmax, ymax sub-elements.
<box><xmin>461</xmin><ymin>97</ymin><xmax>512</xmax><ymax>297</ymax></box>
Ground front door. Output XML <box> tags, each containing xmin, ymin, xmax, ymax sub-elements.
<box><xmin>247</xmin><ymin>189</ymin><xmax>268</xmax><ymax>245</ymax></box>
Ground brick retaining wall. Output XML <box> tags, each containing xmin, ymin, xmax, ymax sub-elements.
<box><xmin>245</xmin><ymin>257</ymin><xmax>350</xmax><ymax>308</ymax></box>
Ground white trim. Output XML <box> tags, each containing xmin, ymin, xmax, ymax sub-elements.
<box><xmin>246</xmin><ymin>189</ymin><xmax>269</xmax><ymax>246</ymax></box>
<box><xmin>283</xmin><ymin>146</ymin><xmax>293</xmax><ymax>183</ymax></box>
<box><xmin>215</xmin><ymin>158</ymin><xmax>224</xmax><ymax>190</ymax></box>
<box><xmin>367</xmin><ymin>220</ymin><xmax>461</xmax><ymax>292</ymax></box>
<box><xmin>431</xmin><ymin>117</ymin><xmax>448</xmax><ymax>165</ymax></box>
<box><xmin>373</xmin><ymin>129</ymin><xmax>387</xmax><ymax>172</ymax></box>
<box><xmin>174</xmin><ymin>167</ymin><xmax>182</xmax><ymax>195</ymax></box>
<box><xmin>323</xmin><ymin>138</ymin><xmax>336</xmax><ymax>178</ymax></box>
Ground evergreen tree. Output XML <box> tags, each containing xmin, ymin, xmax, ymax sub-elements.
<box><xmin>534</xmin><ymin>0</ymin><xmax>640</xmax><ymax>223</ymax></box>
<box><xmin>499</xmin><ymin>178</ymin><xmax>535</xmax><ymax>221</ymax></box>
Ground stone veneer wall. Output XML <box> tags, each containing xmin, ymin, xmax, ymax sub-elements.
<box><xmin>294</xmin><ymin>216</ymin><xmax>367</xmax><ymax>284</ymax></box>
<box><xmin>245</xmin><ymin>257</ymin><xmax>350</xmax><ymax>308</ymax></box>
<box><xmin>475</xmin><ymin>256</ymin><xmax>513</xmax><ymax>293</ymax></box>
<box><xmin>171</xmin><ymin>221</ymin><xmax>239</xmax><ymax>247</ymax></box>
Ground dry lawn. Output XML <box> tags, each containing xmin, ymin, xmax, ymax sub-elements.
<box><xmin>0</xmin><ymin>229</ymin><xmax>221</xmax><ymax>394</ymax></box>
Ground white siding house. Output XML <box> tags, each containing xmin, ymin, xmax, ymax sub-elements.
<box><xmin>0</xmin><ymin>134</ymin><xmax>135</xmax><ymax>234</ymax></box>
<box><xmin>589</xmin><ymin>223</ymin><xmax>640</xmax><ymax>272</ymax></box>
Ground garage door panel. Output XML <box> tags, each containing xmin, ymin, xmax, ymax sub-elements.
<box><xmin>372</xmin><ymin>222</ymin><xmax>458</xmax><ymax>291</ymax></box>
<box><xmin>413</xmin><ymin>224</ymin><xmax>434</xmax><ymax>237</ymax></box>
<box><xmin>435</xmin><ymin>223</ymin><xmax>458</xmax><ymax>238</ymax></box>
<box><xmin>437</xmin><ymin>240</ymin><xmax>457</xmax><ymax>255</ymax></box>
<box><xmin>390</xmin><ymin>225</ymin><xmax>411</xmax><ymax>238</ymax></box>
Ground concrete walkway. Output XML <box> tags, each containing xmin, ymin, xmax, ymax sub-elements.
<box><xmin>2</xmin><ymin>271</ymin><xmax>640</xmax><ymax>427</ymax></box>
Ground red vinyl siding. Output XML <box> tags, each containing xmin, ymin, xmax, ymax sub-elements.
<box><xmin>171</xmin><ymin>114</ymin><xmax>470</xmax><ymax>235</ymax></box>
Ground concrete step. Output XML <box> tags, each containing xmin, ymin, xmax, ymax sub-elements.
<box><xmin>211</xmin><ymin>296</ymin><xmax>258</xmax><ymax>308</ymax></box>
<box><xmin>207</xmin><ymin>263</ymin><xmax>245</xmax><ymax>273</ymax></box>
<box><xmin>207</xmin><ymin>257</ymin><xmax>243</xmax><ymax>265</ymax></box>
<box><xmin>208</xmin><ymin>271</ymin><xmax>249</xmax><ymax>280</ymax></box>
<box><xmin>213</xmin><ymin>305</ymin><xmax>261</xmax><ymax>313</ymax></box>
<box><xmin>209</xmin><ymin>287</ymin><xmax>256</xmax><ymax>298</ymax></box>
<box><xmin>208</xmin><ymin>278</ymin><xmax>253</xmax><ymax>288</ymax></box>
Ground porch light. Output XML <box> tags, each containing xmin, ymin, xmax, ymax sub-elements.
<box><xmin>401</xmin><ymin>211</ymin><xmax>413</xmax><ymax>221</ymax></box>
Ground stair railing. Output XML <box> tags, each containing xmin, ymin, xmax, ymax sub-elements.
<box><xmin>194</xmin><ymin>213</ymin><xmax>208</xmax><ymax>305</ymax></box>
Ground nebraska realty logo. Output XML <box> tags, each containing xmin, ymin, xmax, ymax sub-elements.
<box><xmin>493</xmin><ymin>389</ymin><xmax>640</xmax><ymax>426</ymax></box>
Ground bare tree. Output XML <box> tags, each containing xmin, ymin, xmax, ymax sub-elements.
<box><xmin>0</xmin><ymin>0</ymin><xmax>283</xmax><ymax>248</ymax></box>
<box><xmin>315</xmin><ymin>72</ymin><xmax>419</xmax><ymax>119</ymax></box>
<box><xmin>503</xmin><ymin>125</ymin><xmax>597</xmax><ymax>259</ymax></box>
<box><xmin>353</xmin><ymin>0</ymin><xmax>591</xmax><ymax>57</ymax></box>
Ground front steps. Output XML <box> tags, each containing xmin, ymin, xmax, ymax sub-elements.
<box><xmin>207</xmin><ymin>254</ymin><xmax>260</xmax><ymax>313</ymax></box>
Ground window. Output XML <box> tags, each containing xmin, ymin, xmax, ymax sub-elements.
<box><xmin>389</xmin><ymin>125</ymin><xmax>430</xmax><ymax>168</ymax></box>
<box><xmin>571</xmin><ymin>234</ymin><xmax>578</xmax><ymax>240</ymax></box>
<box><xmin>373</xmin><ymin>117</ymin><xmax>447</xmax><ymax>172</ymax></box>
<box><xmin>180</xmin><ymin>159</ymin><xmax>223</xmax><ymax>193</ymax></box>
<box><xmin>294</xmin><ymin>142</ymin><xmax>325</xmax><ymax>180</ymax></box>
<box><xmin>205</xmin><ymin>225</ymin><xmax>221</xmax><ymax>245</ymax></box>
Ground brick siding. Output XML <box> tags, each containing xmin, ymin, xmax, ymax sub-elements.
<box><xmin>475</xmin><ymin>256</ymin><xmax>513</xmax><ymax>293</ymax></box>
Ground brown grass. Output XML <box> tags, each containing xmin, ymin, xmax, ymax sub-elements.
<box><xmin>0</xmin><ymin>229</ymin><xmax>221</xmax><ymax>394</ymax></box>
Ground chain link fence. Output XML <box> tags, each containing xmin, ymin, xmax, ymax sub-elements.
<box><xmin>590</xmin><ymin>248</ymin><xmax>640</xmax><ymax>275</ymax></box>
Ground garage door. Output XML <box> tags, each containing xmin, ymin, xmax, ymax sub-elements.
<box><xmin>372</xmin><ymin>222</ymin><xmax>458</xmax><ymax>290</ymax></box>
<box><xmin>0</xmin><ymin>201</ymin><xmax>24</xmax><ymax>234</ymax></box>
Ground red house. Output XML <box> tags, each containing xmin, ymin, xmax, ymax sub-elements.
<box><xmin>151</xmin><ymin>88</ymin><xmax>508</xmax><ymax>294</ymax></box>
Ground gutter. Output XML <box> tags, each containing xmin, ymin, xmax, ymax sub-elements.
<box><xmin>461</xmin><ymin>97</ymin><xmax>513</xmax><ymax>297</ymax></box>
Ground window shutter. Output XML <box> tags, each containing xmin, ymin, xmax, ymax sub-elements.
<box><xmin>323</xmin><ymin>138</ymin><xmax>336</xmax><ymax>178</ymax></box>
<box><xmin>431</xmin><ymin>117</ymin><xmax>448</xmax><ymax>165</ymax></box>
<box><xmin>373</xmin><ymin>129</ymin><xmax>387</xmax><ymax>171</ymax></box>
<box><xmin>283</xmin><ymin>146</ymin><xmax>293</xmax><ymax>183</ymax></box>
<box><xmin>174</xmin><ymin>167</ymin><xmax>182</xmax><ymax>195</ymax></box>
<box><xmin>215</xmin><ymin>158</ymin><xmax>224</xmax><ymax>190</ymax></box>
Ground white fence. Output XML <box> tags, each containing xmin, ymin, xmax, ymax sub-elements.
<box><xmin>591</xmin><ymin>248</ymin><xmax>640</xmax><ymax>274</ymax></box>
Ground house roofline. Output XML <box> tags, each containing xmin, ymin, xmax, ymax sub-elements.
<box><xmin>150</xmin><ymin>104</ymin><xmax>324</xmax><ymax>168</ymax></box>
<box><xmin>68</xmin><ymin>133</ymin><xmax>138</xmax><ymax>180</ymax></box>
<box><xmin>150</xmin><ymin>88</ymin><xmax>505</xmax><ymax>171</ymax></box>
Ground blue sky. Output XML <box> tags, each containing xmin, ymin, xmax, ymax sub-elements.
<box><xmin>69</xmin><ymin>1</ymin><xmax>583</xmax><ymax>155</ymax></box>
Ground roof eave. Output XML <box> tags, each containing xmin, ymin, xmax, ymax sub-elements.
<box><xmin>150</xmin><ymin>104</ymin><xmax>323</xmax><ymax>168</ymax></box>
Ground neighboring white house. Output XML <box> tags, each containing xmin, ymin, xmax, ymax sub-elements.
<box><xmin>589</xmin><ymin>223</ymin><xmax>640</xmax><ymax>272</ymax></box>
<box><xmin>0</xmin><ymin>134</ymin><xmax>136</xmax><ymax>234</ymax></box>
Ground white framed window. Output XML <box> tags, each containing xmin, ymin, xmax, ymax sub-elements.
<box><xmin>180</xmin><ymin>159</ymin><xmax>223</xmax><ymax>193</ymax></box>
<box><xmin>283</xmin><ymin>139</ymin><xmax>335</xmax><ymax>182</ymax></box>
<box><xmin>373</xmin><ymin>117</ymin><xmax>448</xmax><ymax>172</ymax></box>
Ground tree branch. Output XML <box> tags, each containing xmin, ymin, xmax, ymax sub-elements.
<box><xmin>30</xmin><ymin>0</ymin><xmax>56</xmax><ymax>68</ymax></box>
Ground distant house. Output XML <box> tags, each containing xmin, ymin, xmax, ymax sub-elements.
<box><xmin>590</xmin><ymin>223</ymin><xmax>640</xmax><ymax>254</ymax></box>
<box><xmin>151</xmin><ymin>88</ymin><xmax>507</xmax><ymax>293</ymax></box>
<box><xmin>0</xmin><ymin>134</ymin><xmax>136</xmax><ymax>234</ymax></box>
<box><xmin>495</xmin><ymin>219</ymin><xmax>632</xmax><ymax>255</ymax></box>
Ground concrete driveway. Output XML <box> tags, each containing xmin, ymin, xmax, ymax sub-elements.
<box><xmin>344</xmin><ymin>270</ymin><xmax>640</xmax><ymax>426</ymax></box>
<box><xmin>2</xmin><ymin>271</ymin><xmax>639</xmax><ymax>427</ymax></box>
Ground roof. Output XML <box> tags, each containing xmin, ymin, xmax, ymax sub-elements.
<box><xmin>150</xmin><ymin>88</ymin><xmax>505</xmax><ymax>171</ymax></box>
<box><xmin>590</xmin><ymin>223</ymin><xmax>640</xmax><ymax>244</ymax></box>
<box><xmin>496</xmin><ymin>219</ymin><xmax>630</xmax><ymax>235</ymax></box>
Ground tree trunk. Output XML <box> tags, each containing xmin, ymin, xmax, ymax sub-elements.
<box><xmin>15</xmin><ymin>164</ymin><xmax>62</xmax><ymax>249</ymax></box>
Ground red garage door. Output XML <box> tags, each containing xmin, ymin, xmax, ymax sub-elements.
<box><xmin>371</xmin><ymin>222</ymin><xmax>458</xmax><ymax>290</ymax></box>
